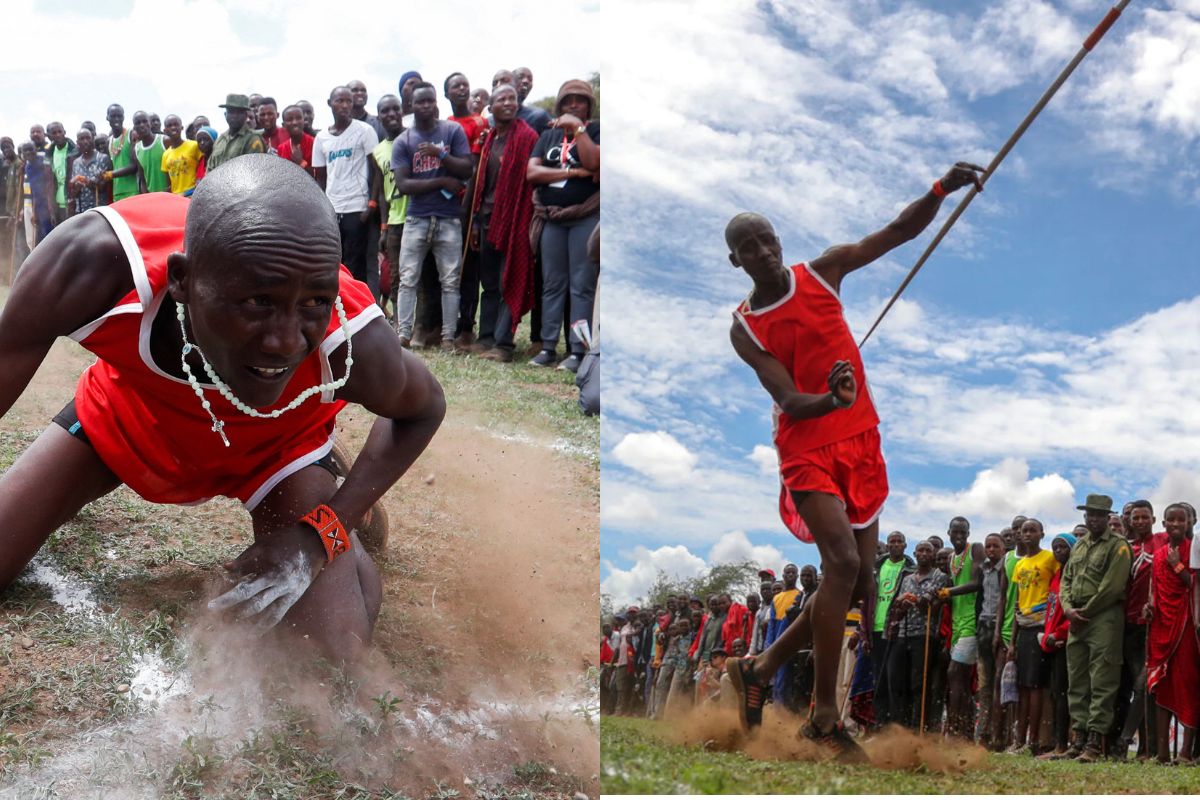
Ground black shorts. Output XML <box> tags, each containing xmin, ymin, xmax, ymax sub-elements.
<box><xmin>51</xmin><ymin>400</ymin><xmax>339</xmax><ymax>478</ymax></box>
<box><xmin>52</xmin><ymin>399</ymin><xmax>90</xmax><ymax>445</ymax></box>
<box><xmin>1015</xmin><ymin>625</ymin><xmax>1050</xmax><ymax>688</ymax></box>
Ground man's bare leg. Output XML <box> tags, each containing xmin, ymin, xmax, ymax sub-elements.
<box><xmin>748</xmin><ymin>492</ymin><xmax>877</xmax><ymax>732</ymax></box>
<box><xmin>0</xmin><ymin>424</ymin><xmax>121</xmax><ymax>591</ymax></box>
<box><xmin>248</xmin><ymin>464</ymin><xmax>383</xmax><ymax>663</ymax></box>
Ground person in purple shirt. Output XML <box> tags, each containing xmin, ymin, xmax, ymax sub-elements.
<box><xmin>390</xmin><ymin>82</ymin><xmax>472</xmax><ymax>350</ymax></box>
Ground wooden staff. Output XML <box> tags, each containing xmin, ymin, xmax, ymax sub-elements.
<box><xmin>920</xmin><ymin>602</ymin><xmax>932</xmax><ymax>735</ymax></box>
<box><xmin>859</xmin><ymin>0</ymin><xmax>1134</xmax><ymax>348</ymax></box>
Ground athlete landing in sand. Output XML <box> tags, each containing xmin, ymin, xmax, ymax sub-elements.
<box><xmin>0</xmin><ymin>155</ymin><xmax>445</xmax><ymax>663</ymax></box>
<box><xmin>723</xmin><ymin>162</ymin><xmax>984</xmax><ymax>762</ymax></box>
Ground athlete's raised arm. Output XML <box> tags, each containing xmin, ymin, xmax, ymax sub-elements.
<box><xmin>810</xmin><ymin>162</ymin><xmax>984</xmax><ymax>290</ymax></box>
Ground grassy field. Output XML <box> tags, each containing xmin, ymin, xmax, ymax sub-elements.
<box><xmin>601</xmin><ymin>716</ymin><xmax>1200</xmax><ymax>795</ymax></box>
<box><xmin>0</xmin><ymin>312</ymin><xmax>600</xmax><ymax>800</ymax></box>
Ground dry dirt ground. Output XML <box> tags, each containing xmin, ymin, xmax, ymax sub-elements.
<box><xmin>0</xmin><ymin>329</ymin><xmax>599</xmax><ymax>799</ymax></box>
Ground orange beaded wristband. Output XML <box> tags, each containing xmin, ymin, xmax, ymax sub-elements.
<box><xmin>931</xmin><ymin>179</ymin><xmax>947</xmax><ymax>198</ymax></box>
<box><xmin>300</xmin><ymin>504</ymin><xmax>352</xmax><ymax>562</ymax></box>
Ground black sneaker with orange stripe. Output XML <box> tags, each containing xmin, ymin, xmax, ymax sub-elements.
<box><xmin>725</xmin><ymin>656</ymin><xmax>766</xmax><ymax>730</ymax></box>
<box><xmin>799</xmin><ymin>719</ymin><xmax>869</xmax><ymax>764</ymax></box>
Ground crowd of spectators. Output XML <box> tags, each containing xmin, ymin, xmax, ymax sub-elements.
<box><xmin>0</xmin><ymin>68</ymin><xmax>599</xmax><ymax>375</ymax></box>
<box><xmin>602</xmin><ymin>494</ymin><xmax>1200</xmax><ymax>765</ymax></box>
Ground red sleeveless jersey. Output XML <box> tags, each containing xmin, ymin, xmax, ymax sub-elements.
<box><xmin>70</xmin><ymin>194</ymin><xmax>383</xmax><ymax>508</ymax></box>
<box><xmin>732</xmin><ymin>263</ymin><xmax>880</xmax><ymax>458</ymax></box>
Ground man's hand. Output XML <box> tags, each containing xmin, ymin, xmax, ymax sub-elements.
<box><xmin>552</xmin><ymin>113</ymin><xmax>585</xmax><ymax>136</ymax></box>
<box><xmin>1168</xmin><ymin>545</ymin><xmax>1182</xmax><ymax>569</ymax></box>
<box><xmin>936</xmin><ymin>588</ymin><xmax>951</xmax><ymax>601</ymax></box>
<box><xmin>1142</xmin><ymin>602</ymin><xmax>1154</xmax><ymax>622</ymax></box>
<box><xmin>1065</xmin><ymin>608</ymin><xmax>1089</xmax><ymax>632</ymax></box>
<box><xmin>939</xmin><ymin>162</ymin><xmax>986</xmax><ymax>194</ymax></box>
<box><xmin>208</xmin><ymin>526</ymin><xmax>326</xmax><ymax>630</ymax></box>
<box><xmin>417</xmin><ymin>142</ymin><xmax>445</xmax><ymax>160</ymax></box>
<box><xmin>827</xmin><ymin>360</ymin><xmax>856</xmax><ymax>408</ymax></box>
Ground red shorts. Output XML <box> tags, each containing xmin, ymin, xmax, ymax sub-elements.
<box><xmin>778</xmin><ymin>427</ymin><xmax>888</xmax><ymax>541</ymax></box>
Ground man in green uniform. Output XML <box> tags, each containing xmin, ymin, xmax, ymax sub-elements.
<box><xmin>937</xmin><ymin>516</ymin><xmax>986</xmax><ymax>738</ymax></box>
<box><xmin>1060</xmin><ymin>493</ymin><xmax>1131</xmax><ymax>762</ymax></box>
<box><xmin>207</xmin><ymin>94</ymin><xmax>265</xmax><ymax>172</ymax></box>
<box><xmin>871</xmin><ymin>530</ymin><xmax>912</xmax><ymax>725</ymax></box>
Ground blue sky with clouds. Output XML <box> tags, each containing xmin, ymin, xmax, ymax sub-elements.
<box><xmin>600</xmin><ymin>0</ymin><xmax>1200</xmax><ymax>605</ymax></box>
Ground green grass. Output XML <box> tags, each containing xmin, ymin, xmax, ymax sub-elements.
<box><xmin>601</xmin><ymin>716</ymin><xmax>1200</xmax><ymax>794</ymax></box>
<box><xmin>413</xmin><ymin>318</ymin><xmax>600</xmax><ymax>473</ymax></box>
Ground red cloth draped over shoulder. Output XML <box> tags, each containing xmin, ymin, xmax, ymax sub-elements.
<box><xmin>1146</xmin><ymin>535</ymin><xmax>1200</xmax><ymax>728</ymax></box>
<box><xmin>722</xmin><ymin>602</ymin><xmax>752</xmax><ymax>652</ymax></box>
<box><xmin>469</xmin><ymin>118</ymin><xmax>539</xmax><ymax>332</ymax></box>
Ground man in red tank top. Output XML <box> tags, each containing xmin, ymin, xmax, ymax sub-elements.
<box><xmin>723</xmin><ymin>162</ymin><xmax>984</xmax><ymax>760</ymax></box>
<box><xmin>0</xmin><ymin>155</ymin><xmax>445</xmax><ymax>663</ymax></box>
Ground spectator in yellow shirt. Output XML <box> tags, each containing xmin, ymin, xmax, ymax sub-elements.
<box><xmin>160</xmin><ymin>115</ymin><xmax>201</xmax><ymax>197</ymax></box>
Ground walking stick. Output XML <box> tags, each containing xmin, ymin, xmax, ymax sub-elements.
<box><xmin>858</xmin><ymin>0</ymin><xmax>1134</xmax><ymax>348</ymax></box>
<box><xmin>920</xmin><ymin>603</ymin><xmax>932</xmax><ymax>735</ymax></box>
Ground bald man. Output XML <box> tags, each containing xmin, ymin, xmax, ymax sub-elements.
<box><xmin>723</xmin><ymin>162</ymin><xmax>983</xmax><ymax>761</ymax></box>
<box><xmin>0</xmin><ymin>155</ymin><xmax>445</xmax><ymax>662</ymax></box>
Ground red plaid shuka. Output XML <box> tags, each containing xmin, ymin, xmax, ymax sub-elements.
<box><xmin>470</xmin><ymin>118</ymin><xmax>539</xmax><ymax>332</ymax></box>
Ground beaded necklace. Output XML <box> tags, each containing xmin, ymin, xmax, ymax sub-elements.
<box><xmin>175</xmin><ymin>297</ymin><xmax>354</xmax><ymax>447</ymax></box>
<box><xmin>950</xmin><ymin>548</ymin><xmax>968</xmax><ymax>580</ymax></box>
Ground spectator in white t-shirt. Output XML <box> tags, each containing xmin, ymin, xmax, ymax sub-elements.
<box><xmin>312</xmin><ymin>85</ymin><xmax>380</xmax><ymax>297</ymax></box>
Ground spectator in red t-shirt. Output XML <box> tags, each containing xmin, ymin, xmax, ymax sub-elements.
<box><xmin>276</xmin><ymin>105</ymin><xmax>315</xmax><ymax>178</ymax></box>
<box><xmin>1115</xmin><ymin>499</ymin><xmax>1158</xmax><ymax>757</ymax></box>
<box><xmin>256</xmin><ymin>98</ymin><xmax>290</xmax><ymax>153</ymax></box>
<box><xmin>1036</xmin><ymin>532</ymin><xmax>1074</xmax><ymax>759</ymax></box>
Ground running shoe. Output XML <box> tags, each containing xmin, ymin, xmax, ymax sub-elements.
<box><xmin>799</xmin><ymin>719</ymin><xmax>869</xmax><ymax>764</ymax></box>
<box><xmin>725</xmin><ymin>656</ymin><xmax>765</xmax><ymax>730</ymax></box>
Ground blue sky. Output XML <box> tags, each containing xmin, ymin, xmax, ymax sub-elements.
<box><xmin>0</xmin><ymin>0</ymin><xmax>599</xmax><ymax>146</ymax></box>
<box><xmin>600</xmin><ymin>0</ymin><xmax>1200</xmax><ymax>604</ymax></box>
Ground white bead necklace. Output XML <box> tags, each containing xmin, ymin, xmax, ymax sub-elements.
<box><xmin>176</xmin><ymin>297</ymin><xmax>354</xmax><ymax>447</ymax></box>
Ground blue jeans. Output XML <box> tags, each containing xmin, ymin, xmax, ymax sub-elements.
<box><xmin>396</xmin><ymin>216</ymin><xmax>462</xmax><ymax>341</ymax></box>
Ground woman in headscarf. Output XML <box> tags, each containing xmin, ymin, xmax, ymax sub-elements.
<box><xmin>193</xmin><ymin>127</ymin><xmax>217</xmax><ymax>186</ymax></box>
<box><xmin>525</xmin><ymin>79</ymin><xmax>599</xmax><ymax>373</ymax></box>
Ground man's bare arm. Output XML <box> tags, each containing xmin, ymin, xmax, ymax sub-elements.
<box><xmin>730</xmin><ymin>322</ymin><xmax>844</xmax><ymax>420</ymax></box>
<box><xmin>0</xmin><ymin>214</ymin><xmax>131</xmax><ymax>418</ymax></box>
<box><xmin>810</xmin><ymin>163</ymin><xmax>985</xmax><ymax>289</ymax></box>
<box><xmin>327</xmin><ymin>318</ymin><xmax>446</xmax><ymax>531</ymax></box>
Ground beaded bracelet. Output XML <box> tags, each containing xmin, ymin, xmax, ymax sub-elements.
<box><xmin>931</xmin><ymin>179</ymin><xmax>948</xmax><ymax>198</ymax></box>
<box><xmin>300</xmin><ymin>504</ymin><xmax>352</xmax><ymax>562</ymax></box>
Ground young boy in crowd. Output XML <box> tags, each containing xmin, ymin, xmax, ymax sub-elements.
<box><xmin>976</xmin><ymin>533</ymin><xmax>1008</xmax><ymax>746</ymax></box>
<box><xmin>1037</xmin><ymin>532</ymin><xmax>1076</xmax><ymax>759</ymax></box>
<box><xmin>887</xmin><ymin>540</ymin><xmax>950</xmax><ymax>731</ymax></box>
<box><xmin>1009</xmin><ymin>518</ymin><xmax>1058</xmax><ymax>754</ymax></box>
<box><xmin>1146</xmin><ymin>503</ymin><xmax>1198</xmax><ymax>763</ymax></box>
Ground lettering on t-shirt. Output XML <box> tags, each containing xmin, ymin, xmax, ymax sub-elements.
<box><xmin>411</xmin><ymin>143</ymin><xmax>446</xmax><ymax>174</ymax></box>
<box><xmin>327</xmin><ymin>148</ymin><xmax>354</xmax><ymax>163</ymax></box>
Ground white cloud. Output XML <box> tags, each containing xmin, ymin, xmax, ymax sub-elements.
<box><xmin>602</xmin><ymin>487</ymin><xmax>659</xmax><ymax>526</ymax></box>
<box><xmin>747</xmin><ymin>445</ymin><xmax>778</xmax><ymax>476</ymax></box>
<box><xmin>600</xmin><ymin>545</ymin><xmax>707</xmax><ymax>607</ymax></box>
<box><xmin>706</xmin><ymin>531</ymin><xmax>785</xmax><ymax>572</ymax></box>
<box><xmin>901</xmin><ymin>457</ymin><xmax>1076</xmax><ymax>527</ymax></box>
<box><xmin>611</xmin><ymin>431</ymin><xmax>699</xmax><ymax>485</ymax></box>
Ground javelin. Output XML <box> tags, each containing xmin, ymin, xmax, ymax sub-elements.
<box><xmin>858</xmin><ymin>0</ymin><xmax>1133</xmax><ymax>348</ymax></box>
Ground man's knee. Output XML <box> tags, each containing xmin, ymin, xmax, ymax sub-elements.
<box><xmin>825</xmin><ymin>546</ymin><xmax>860</xmax><ymax>585</ymax></box>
